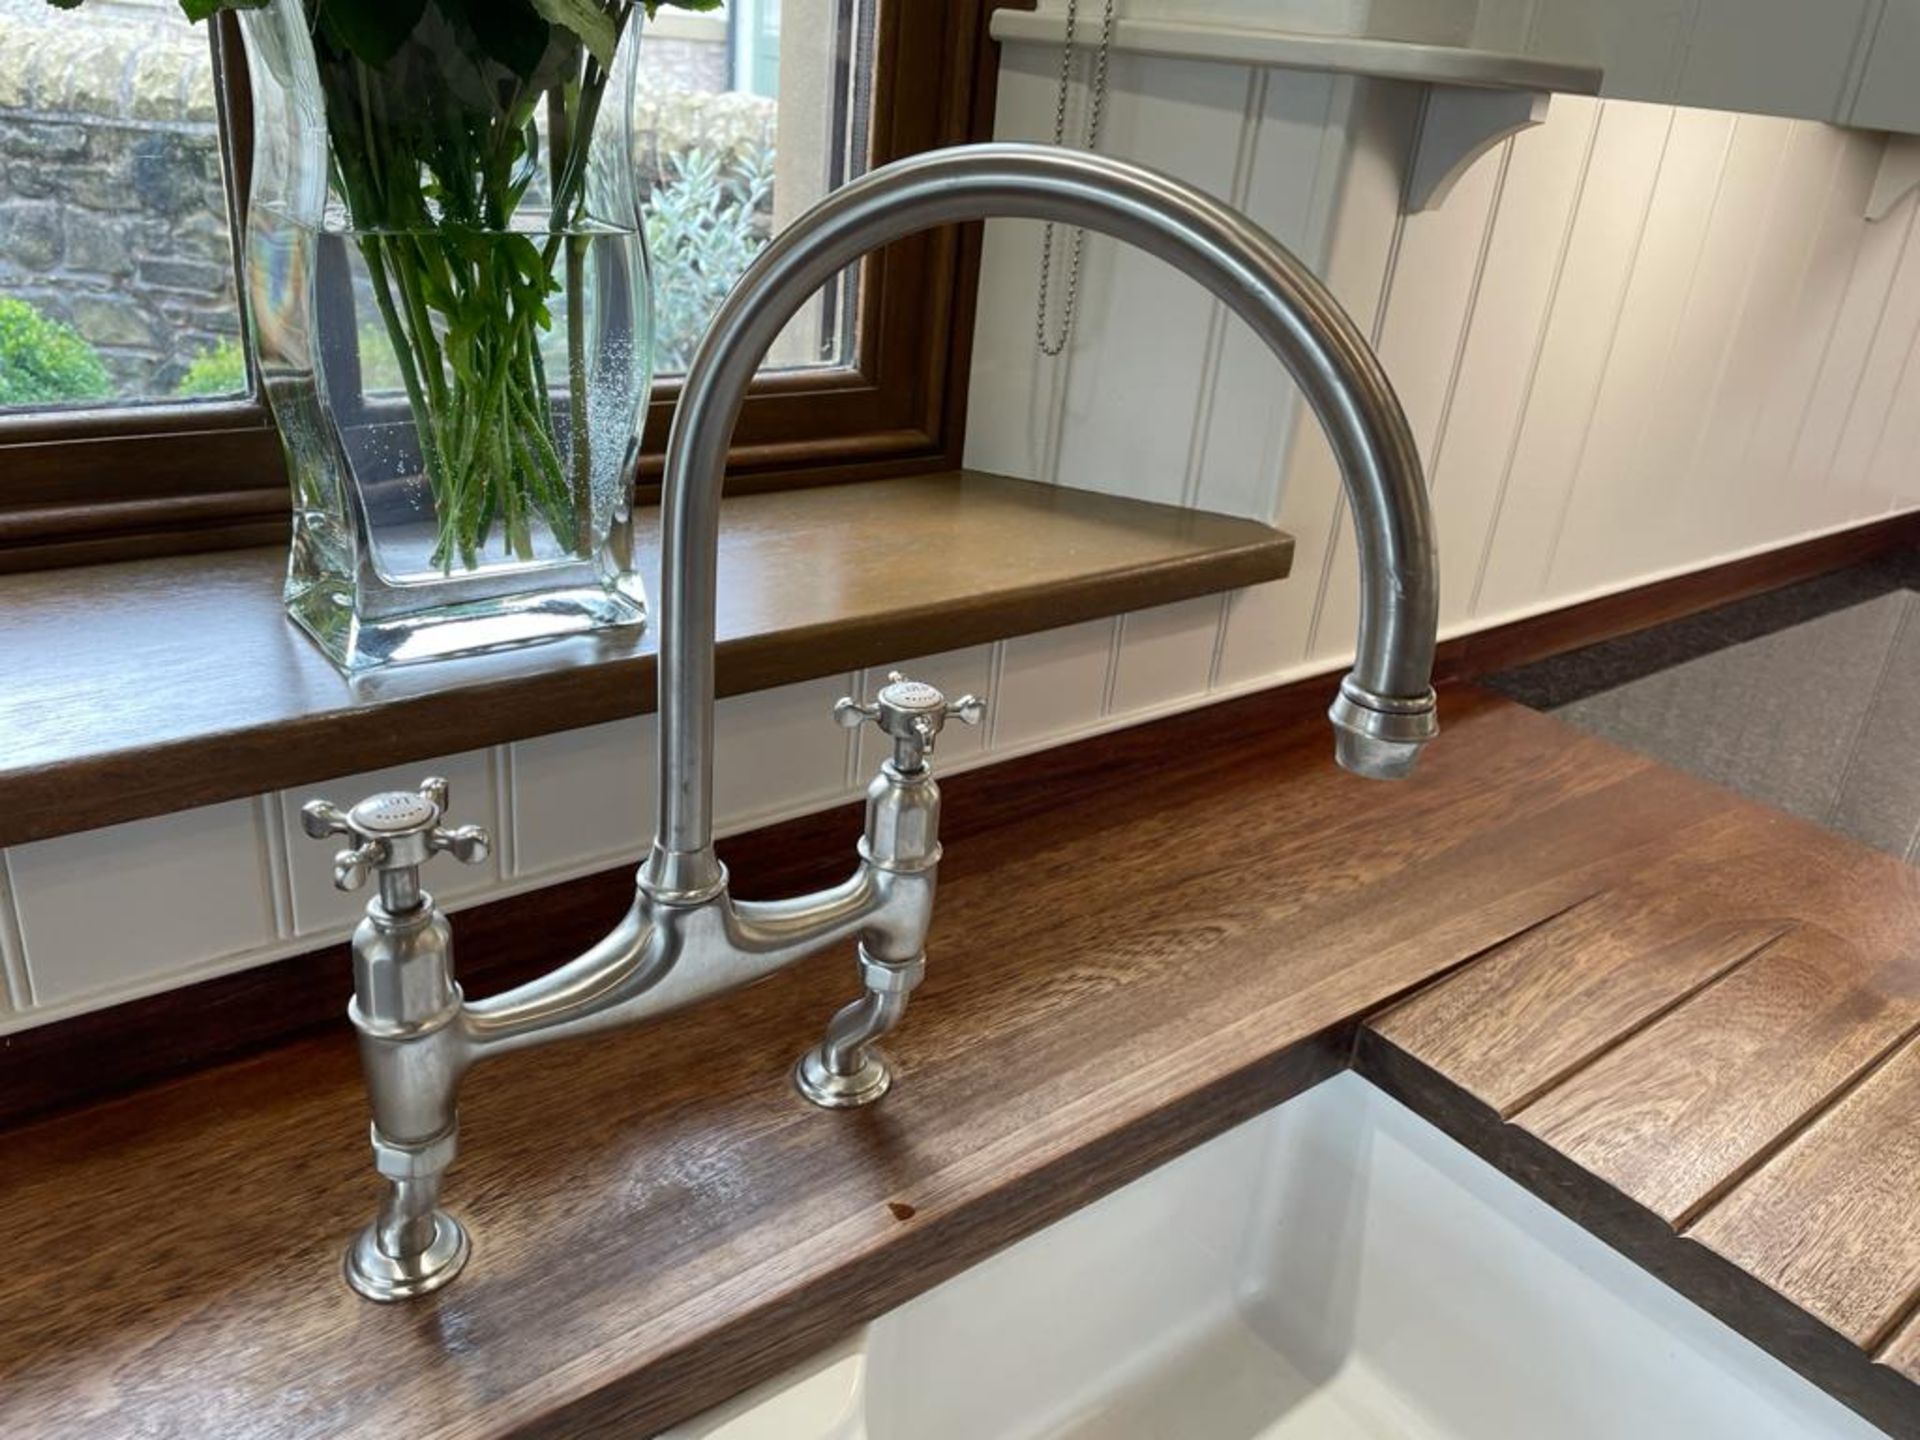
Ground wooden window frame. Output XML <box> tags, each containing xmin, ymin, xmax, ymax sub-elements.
<box><xmin>0</xmin><ymin>0</ymin><xmax>1018</xmax><ymax>574</ymax></box>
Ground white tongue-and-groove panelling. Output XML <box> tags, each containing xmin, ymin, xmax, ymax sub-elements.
<box><xmin>4</xmin><ymin>36</ymin><xmax>1918</xmax><ymax>1031</ymax></box>
<box><xmin>968</xmin><ymin>38</ymin><xmax>1920</xmax><ymax>700</ymax></box>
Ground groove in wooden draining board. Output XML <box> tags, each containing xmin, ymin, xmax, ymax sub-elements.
<box><xmin>1369</xmin><ymin>840</ymin><xmax>1794</xmax><ymax>1119</ymax></box>
<box><xmin>1689</xmin><ymin>1030</ymin><xmax>1920</xmax><ymax>1354</ymax></box>
<box><xmin>1881</xmin><ymin>1303</ymin><xmax>1920</xmax><ymax>1390</ymax></box>
<box><xmin>1516</xmin><ymin>918</ymin><xmax>1920</xmax><ymax>1229</ymax></box>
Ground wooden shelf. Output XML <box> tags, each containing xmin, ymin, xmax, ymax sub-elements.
<box><xmin>989</xmin><ymin>10</ymin><xmax>1602</xmax><ymax>95</ymax></box>
<box><xmin>0</xmin><ymin>471</ymin><xmax>1292</xmax><ymax>848</ymax></box>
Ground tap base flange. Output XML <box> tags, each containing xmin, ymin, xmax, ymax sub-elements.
<box><xmin>343</xmin><ymin>1210</ymin><xmax>470</xmax><ymax>1302</ymax></box>
<box><xmin>793</xmin><ymin>1045</ymin><xmax>893</xmax><ymax>1109</ymax></box>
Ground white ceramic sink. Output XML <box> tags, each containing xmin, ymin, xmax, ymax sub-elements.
<box><xmin>664</xmin><ymin>1073</ymin><xmax>1885</xmax><ymax>1439</ymax></box>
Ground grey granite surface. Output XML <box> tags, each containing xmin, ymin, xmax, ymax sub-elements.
<box><xmin>1490</xmin><ymin>552</ymin><xmax>1920</xmax><ymax>860</ymax></box>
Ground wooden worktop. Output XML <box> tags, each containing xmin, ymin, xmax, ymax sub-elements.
<box><xmin>0</xmin><ymin>688</ymin><xmax>1915</xmax><ymax>1437</ymax></box>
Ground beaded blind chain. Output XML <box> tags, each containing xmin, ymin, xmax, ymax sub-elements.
<box><xmin>1034</xmin><ymin>0</ymin><xmax>1117</xmax><ymax>357</ymax></box>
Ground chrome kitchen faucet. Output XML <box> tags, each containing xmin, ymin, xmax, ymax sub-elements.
<box><xmin>303</xmin><ymin>143</ymin><xmax>1441</xmax><ymax>1301</ymax></box>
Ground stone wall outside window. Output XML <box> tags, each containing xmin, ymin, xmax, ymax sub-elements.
<box><xmin>0</xmin><ymin>0</ymin><xmax>767</xmax><ymax>403</ymax></box>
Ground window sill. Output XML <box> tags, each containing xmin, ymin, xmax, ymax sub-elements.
<box><xmin>0</xmin><ymin>471</ymin><xmax>1292</xmax><ymax>848</ymax></box>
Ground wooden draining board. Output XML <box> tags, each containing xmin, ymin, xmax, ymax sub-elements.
<box><xmin>1365</xmin><ymin>759</ymin><xmax>1920</xmax><ymax>1436</ymax></box>
<box><xmin>0</xmin><ymin>689</ymin><xmax>1915</xmax><ymax>1437</ymax></box>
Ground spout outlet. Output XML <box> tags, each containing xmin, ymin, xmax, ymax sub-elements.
<box><xmin>1328</xmin><ymin>676</ymin><xmax>1439</xmax><ymax>781</ymax></box>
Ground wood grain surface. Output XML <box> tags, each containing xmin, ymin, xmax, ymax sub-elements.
<box><xmin>1366</xmin><ymin>716</ymin><xmax>1920</xmax><ymax>1437</ymax></box>
<box><xmin>4</xmin><ymin>687</ymin><xmax>1919</xmax><ymax>1437</ymax></box>
<box><xmin>1370</xmin><ymin>835</ymin><xmax>1791</xmax><ymax>1118</ymax></box>
<box><xmin>0</xmin><ymin>470</ymin><xmax>1291</xmax><ymax>848</ymax></box>
<box><xmin>1355</xmin><ymin>1026</ymin><xmax>1920</xmax><ymax>1439</ymax></box>
<box><xmin>1518</xmin><ymin>918</ymin><xmax>1920</xmax><ymax>1228</ymax></box>
<box><xmin>0</xmin><ymin>690</ymin><xmax>1682</xmax><ymax>1440</ymax></box>
<box><xmin>5</xmin><ymin>483</ymin><xmax>1908</xmax><ymax>856</ymax></box>
<box><xmin>1689</xmin><ymin>1032</ymin><xmax>1920</xmax><ymax>1352</ymax></box>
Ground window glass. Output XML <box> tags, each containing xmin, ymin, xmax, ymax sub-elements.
<box><xmin>0</xmin><ymin>0</ymin><xmax>243</xmax><ymax>412</ymax></box>
<box><xmin>637</xmin><ymin>0</ymin><xmax>875</xmax><ymax>377</ymax></box>
<box><xmin>0</xmin><ymin>0</ymin><xmax>876</xmax><ymax>417</ymax></box>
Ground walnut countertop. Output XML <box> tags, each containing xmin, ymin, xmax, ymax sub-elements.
<box><xmin>0</xmin><ymin>686</ymin><xmax>1915</xmax><ymax>1437</ymax></box>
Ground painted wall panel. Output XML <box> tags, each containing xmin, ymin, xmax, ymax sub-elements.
<box><xmin>1669</xmin><ymin>123</ymin><xmax>1847</xmax><ymax>565</ymax></box>
<box><xmin>1051</xmin><ymin>54</ymin><xmax>1255</xmax><ymax>506</ymax></box>
<box><xmin>511</xmin><ymin>717</ymin><xmax>658</xmax><ymax>878</ymax></box>
<box><xmin>961</xmin><ymin>44</ymin><xmax>1075</xmax><ymax>484</ymax></box>
<box><xmin>1861</xmin><ymin>312</ymin><xmax>1920</xmax><ymax>515</ymax></box>
<box><xmin>1829</xmin><ymin>212</ymin><xmax>1920</xmax><ymax>520</ymax></box>
<box><xmin>1525</xmin><ymin>0</ymin><xmax>1698</xmax><ymax>102</ymax></box>
<box><xmin>1852</xmin><ymin>1</ymin><xmax>1920</xmax><ymax>132</ymax></box>
<box><xmin>0</xmin><ymin>858</ymin><xmax>21</xmax><ymax>1014</ymax></box>
<box><xmin>1310</xmin><ymin>93</ymin><xmax>1506</xmax><ymax>659</ymax></box>
<box><xmin>1187</xmin><ymin>70</ymin><xmax>1341</xmax><ymax>520</ymax></box>
<box><xmin>1428</xmin><ymin>94</ymin><xmax>1599</xmax><ymax>630</ymax></box>
<box><xmin>1475</xmin><ymin>101</ymin><xmax>1674</xmax><ymax>618</ymax></box>
<box><xmin>1260</xmin><ymin>81</ymin><xmax>1420</xmax><ymax>671</ymax></box>
<box><xmin>1214</xmin><ymin>579</ymin><xmax>1299</xmax><ymax>691</ymax></box>
<box><xmin>1789</xmin><ymin>199</ymin><xmax>1920</xmax><ymax>531</ymax></box>
<box><xmin>1536</xmin><ymin>106</ymin><xmax>1732</xmax><ymax>599</ymax></box>
<box><xmin>989</xmin><ymin>618</ymin><xmax>1118</xmax><ymax>752</ymax></box>
<box><xmin>10</xmin><ymin>800</ymin><xmax>277</xmax><ymax>1009</ymax></box>
<box><xmin>1110</xmin><ymin>597</ymin><xmax>1224</xmax><ymax>716</ymax></box>
<box><xmin>1524</xmin><ymin>0</ymin><xmax>1893</xmax><ymax>130</ymax></box>
<box><xmin>1085</xmin><ymin>0</ymin><xmax>1481</xmax><ymax>44</ymax></box>
<box><xmin>1616</xmin><ymin>115</ymin><xmax>1794</xmax><ymax>580</ymax></box>
<box><xmin>711</xmin><ymin>676</ymin><xmax>857</xmax><ymax>835</ymax></box>
<box><xmin>1732</xmin><ymin>131</ymin><xmax>1884</xmax><ymax>551</ymax></box>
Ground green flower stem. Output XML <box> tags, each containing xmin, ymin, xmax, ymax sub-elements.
<box><xmin>509</xmin><ymin>350</ymin><xmax>572</xmax><ymax>513</ymax></box>
<box><xmin>358</xmin><ymin>237</ymin><xmax>445</xmax><ymax>495</ymax></box>
<box><xmin>566</xmin><ymin>233</ymin><xmax>592</xmax><ymax>555</ymax></box>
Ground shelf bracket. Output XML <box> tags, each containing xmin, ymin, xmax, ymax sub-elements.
<box><xmin>1406</xmin><ymin>87</ymin><xmax>1550</xmax><ymax>213</ymax></box>
<box><xmin>1867</xmin><ymin>133</ymin><xmax>1920</xmax><ymax>221</ymax></box>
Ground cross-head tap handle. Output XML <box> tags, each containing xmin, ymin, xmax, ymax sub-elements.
<box><xmin>833</xmin><ymin>672</ymin><xmax>985</xmax><ymax>771</ymax></box>
<box><xmin>299</xmin><ymin>777</ymin><xmax>491</xmax><ymax>902</ymax></box>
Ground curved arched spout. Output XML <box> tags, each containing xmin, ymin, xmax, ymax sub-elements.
<box><xmin>644</xmin><ymin>143</ymin><xmax>1440</xmax><ymax>901</ymax></box>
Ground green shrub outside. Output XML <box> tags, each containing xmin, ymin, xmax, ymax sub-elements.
<box><xmin>174</xmin><ymin>335</ymin><xmax>248</xmax><ymax>397</ymax></box>
<box><xmin>647</xmin><ymin>141</ymin><xmax>776</xmax><ymax>373</ymax></box>
<box><xmin>0</xmin><ymin>297</ymin><xmax>114</xmax><ymax>407</ymax></box>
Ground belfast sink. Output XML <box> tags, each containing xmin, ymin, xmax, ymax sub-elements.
<box><xmin>663</xmin><ymin>1073</ymin><xmax>1883</xmax><ymax>1439</ymax></box>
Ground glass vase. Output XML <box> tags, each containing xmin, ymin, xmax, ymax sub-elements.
<box><xmin>238</xmin><ymin>1</ymin><xmax>652</xmax><ymax>671</ymax></box>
